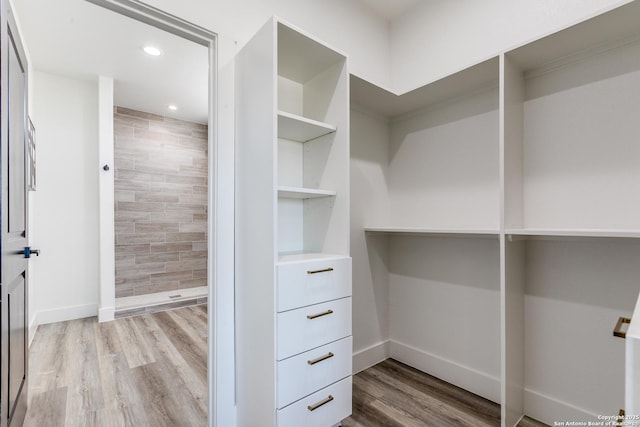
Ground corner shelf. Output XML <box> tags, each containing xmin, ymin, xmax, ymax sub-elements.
<box><xmin>277</xmin><ymin>110</ymin><xmax>336</xmax><ymax>142</ymax></box>
<box><xmin>278</xmin><ymin>186</ymin><xmax>336</xmax><ymax>199</ymax></box>
<box><xmin>364</xmin><ymin>226</ymin><xmax>500</xmax><ymax>239</ymax></box>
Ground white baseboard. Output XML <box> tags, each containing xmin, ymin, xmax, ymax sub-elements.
<box><xmin>389</xmin><ymin>340</ymin><xmax>501</xmax><ymax>404</ymax></box>
<box><xmin>28</xmin><ymin>314</ymin><xmax>38</xmax><ymax>347</ymax></box>
<box><xmin>353</xmin><ymin>340</ymin><xmax>390</xmax><ymax>373</ymax></box>
<box><xmin>524</xmin><ymin>388</ymin><xmax>598</xmax><ymax>425</ymax></box>
<box><xmin>36</xmin><ymin>303</ymin><xmax>98</xmax><ymax>325</ymax></box>
<box><xmin>98</xmin><ymin>306</ymin><xmax>115</xmax><ymax>323</ymax></box>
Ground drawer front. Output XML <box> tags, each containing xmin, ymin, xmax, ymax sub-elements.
<box><xmin>277</xmin><ymin>336</ymin><xmax>352</xmax><ymax>408</ymax></box>
<box><xmin>277</xmin><ymin>257</ymin><xmax>352</xmax><ymax>312</ymax></box>
<box><xmin>277</xmin><ymin>297</ymin><xmax>352</xmax><ymax>360</ymax></box>
<box><xmin>277</xmin><ymin>377</ymin><xmax>352</xmax><ymax>427</ymax></box>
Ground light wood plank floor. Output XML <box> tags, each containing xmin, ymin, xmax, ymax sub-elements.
<box><xmin>342</xmin><ymin>359</ymin><xmax>548</xmax><ymax>427</ymax></box>
<box><xmin>24</xmin><ymin>305</ymin><xmax>208</xmax><ymax>427</ymax></box>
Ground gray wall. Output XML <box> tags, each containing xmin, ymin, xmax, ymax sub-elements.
<box><xmin>114</xmin><ymin>106</ymin><xmax>208</xmax><ymax>298</ymax></box>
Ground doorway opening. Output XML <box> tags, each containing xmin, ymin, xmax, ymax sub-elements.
<box><xmin>113</xmin><ymin>104</ymin><xmax>209</xmax><ymax>317</ymax></box>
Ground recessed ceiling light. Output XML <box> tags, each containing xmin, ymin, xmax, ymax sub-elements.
<box><xmin>143</xmin><ymin>46</ymin><xmax>162</xmax><ymax>56</ymax></box>
<box><xmin>168</xmin><ymin>105</ymin><xmax>178</xmax><ymax>111</ymax></box>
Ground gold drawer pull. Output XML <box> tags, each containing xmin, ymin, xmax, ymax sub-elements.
<box><xmin>614</xmin><ymin>317</ymin><xmax>631</xmax><ymax>339</ymax></box>
<box><xmin>307</xmin><ymin>352</ymin><xmax>334</xmax><ymax>365</ymax></box>
<box><xmin>307</xmin><ymin>395</ymin><xmax>334</xmax><ymax>412</ymax></box>
<box><xmin>307</xmin><ymin>268</ymin><xmax>334</xmax><ymax>275</ymax></box>
<box><xmin>307</xmin><ymin>309</ymin><xmax>333</xmax><ymax>320</ymax></box>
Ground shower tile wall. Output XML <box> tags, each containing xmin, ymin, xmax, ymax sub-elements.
<box><xmin>114</xmin><ymin>106</ymin><xmax>207</xmax><ymax>298</ymax></box>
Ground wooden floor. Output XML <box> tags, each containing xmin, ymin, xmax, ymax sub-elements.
<box><xmin>24</xmin><ymin>305</ymin><xmax>208</xmax><ymax>427</ymax></box>
<box><xmin>25</xmin><ymin>309</ymin><xmax>547</xmax><ymax>427</ymax></box>
<box><xmin>342</xmin><ymin>359</ymin><xmax>548</xmax><ymax>427</ymax></box>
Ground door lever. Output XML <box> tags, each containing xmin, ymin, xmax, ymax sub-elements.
<box><xmin>20</xmin><ymin>247</ymin><xmax>40</xmax><ymax>258</ymax></box>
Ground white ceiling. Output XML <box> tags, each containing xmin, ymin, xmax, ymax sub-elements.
<box><xmin>357</xmin><ymin>0</ymin><xmax>424</xmax><ymax>20</ymax></box>
<box><xmin>13</xmin><ymin>0</ymin><xmax>209</xmax><ymax>124</ymax></box>
<box><xmin>12</xmin><ymin>0</ymin><xmax>424</xmax><ymax>126</ymax></box>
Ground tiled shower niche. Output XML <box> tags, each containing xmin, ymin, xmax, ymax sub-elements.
<box><xmin>114</xmin><ymin>106</ymin><xmax>208</xmax><ymax>298</ymax></box>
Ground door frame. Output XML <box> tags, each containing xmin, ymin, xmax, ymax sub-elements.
<box><xmin>87</xmin><ymin>1</ymin><xmax>232</xmax><ymax>426</ymax></box>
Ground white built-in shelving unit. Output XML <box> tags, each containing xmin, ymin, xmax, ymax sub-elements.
<box><xmin>236</xmin><ymin>18</ymin><xmax>352</xmax><ymax>427</ymax></box>
<box><xmin>350</xmin><ymin>1</ymin><xmax>640</xmax><ymax>426</ymax></box>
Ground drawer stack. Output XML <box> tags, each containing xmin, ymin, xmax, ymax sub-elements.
<box><xmin>276</xmin><ymin>255</ymin><xmax>352</xmax><ymax>426</ymax></box>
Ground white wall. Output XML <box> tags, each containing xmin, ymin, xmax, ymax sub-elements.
<box><xmin>31</xmin><ymin>70</ymin><xmax>100</xmax><ymax>324</ymax></box>
<box><xmin>390</xmin><ymin>0</ymin><xmax>633</xmax><ymax>93</ymax></box>
<box><xmin>145</xmin><ymin>0</ymin><xmax>391</xmax><ymax>87</ymax></box>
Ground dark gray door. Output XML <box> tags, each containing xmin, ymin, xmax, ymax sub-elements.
<box><xmin>1</xmin><ymin>3</ymin><xmax>29</xmax><ymax>427</ymax></box>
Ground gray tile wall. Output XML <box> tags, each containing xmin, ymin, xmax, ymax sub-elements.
<box><xmin>114</xmin><ymin>106</ymin><xmax>208</xmax><ymax>298</ymax></box>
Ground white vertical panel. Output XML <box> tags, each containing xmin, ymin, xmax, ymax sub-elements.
<box><xmin>501</xmin><ymin>236</ymin><xmax>525</xmax><ymax>426</ymax></box>
<box><xmin>625</xmin><ymin>291</ymin><xmax>640</xmax><ymax>415</ymax></box>
<box><xmin>627</xmin><ymin>291</ymin><xmax>640</xmax><ymax>415</ymax></box>
<box><xmin>501</xmin><ymin>52</ymin><xmax>526</xmax><ymax>427</ymax></box>
<box><xmin>97</xmin><ymin>75</ymin><xmax>115</xmax><ymax>322</ymax></box>
<box><xmin>502</xmin><ymin>55</ymin><xmax>524</xmax><ymax>230</ymax></box>
<box><xmin>235</xmin><ymin>18</ymin><xmax>277</xmax><ymax>427</ymax></box>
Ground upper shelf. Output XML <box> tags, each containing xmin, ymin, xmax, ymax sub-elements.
<box><xmin>505</xmin><ymin>228</ymin><xmax>640</xmax><ymax>239</ymax></box>
<box><xmin>350</xmin><ymin>56</ymin><xmax>499</xmax><ymax>119</ymax></box>
<box><xmin>278</xmin><ymin>111</ymin><xmax>336</xmax><ymax>142</ymax></box>
<box><xmin>364</xmin><ymin>226</ymin><xmax>499</xmax><ymax>239</ymax></box>
<box><xmin>278</xmin><ymin>186</ymin><xmax>336</xmax><ymax>199</ymax></box>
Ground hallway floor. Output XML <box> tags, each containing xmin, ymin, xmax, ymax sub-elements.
<box><xmin>24</xmin><ymin>305</ymin><xmax>208</xmax><ymax>427</ymax></box>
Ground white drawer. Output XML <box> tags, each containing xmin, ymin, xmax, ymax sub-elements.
<box><xmin>277</xmin><ymin>376</ymin><xmax>352</xmax><ymax>427</ymax></box>
<box><xmin>277</xmin><ymin>257</ymin><xmax>351</xmax><ymax>312</ymax></box>
<box><xmin>277</xmin><ymin>336</ymin><xmax>352</xmax><ymax>408</ymax></box>
<box><xmin>277</xmin><ymin>297</ymin><xmax>352</xmax><ymax>360</ymax></box>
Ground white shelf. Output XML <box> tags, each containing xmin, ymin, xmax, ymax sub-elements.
<box><xmin>277</xmin><ymin>111</ymin><xmax>336</xmax><ymax>142</ymax></box>
<box><xmin>506</xmin><ymin>228</ymin><xmax>640</xmax><ymax>239</ymax></box>
<box><xmin>277</xmin><ymin>186</ymin><xmax>336</xmax><ymax>199</ymax></box>
<box><xmin>364</xmin><ymin>226</ymin><xmax>499</xmax><ymax>239</ymax></box>
<box><xmin>350</xmin><ymin>57</ymin><xmax>498</xmax><ymax>119</ymax></box>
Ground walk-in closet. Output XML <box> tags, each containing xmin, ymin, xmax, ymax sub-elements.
<box><xmin>350</xmin><ymin>1</ymin><xmax>640</xmax><ymax>425</ymax></box>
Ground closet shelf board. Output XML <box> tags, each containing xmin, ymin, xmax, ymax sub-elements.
<box><xmin>505</xmin><ymin>228</ymin><xmax>640</xmax><ymax>239</ymax></box>
<box><xmin>277</xmin><ymin>186</ymin><xmax>337</xmax><ymax>199</ymax></box>
<box><xmin>278</xmin><ymin>111</ymin><xmax>336</xmax><ymax>142</ymax></box>
<box><xmin>364</xmin><ymin>226</ymin><xmax>500</xmax><ymax>239</ymax></box>
<box><xmin>350</xmin><ymin>56</ymin><xmax>498</xmax><ymax>119</ymax></box>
